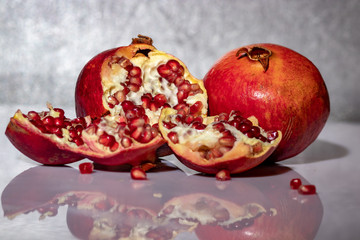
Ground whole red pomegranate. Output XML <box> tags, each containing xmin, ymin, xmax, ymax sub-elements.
<box><xmin>204</xmin><ymin>44</ymin><xmax>330</xmax><ymax>161</ymax></box>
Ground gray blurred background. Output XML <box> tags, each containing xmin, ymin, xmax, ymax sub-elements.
<box><xmin>1</xmin><ymin>0</ymin><xmax>359</xmax><ymax>121</ymax></box>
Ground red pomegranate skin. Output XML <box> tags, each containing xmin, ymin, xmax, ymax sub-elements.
<box><xmin>204</xmin><ymin>44</ymin><xmax>330</xmax><ymax>161</ymax></box>
<box><xmin>75</xmin><ymin>48</ymin><xmax>118</xmax><ymax>118</ymax></box>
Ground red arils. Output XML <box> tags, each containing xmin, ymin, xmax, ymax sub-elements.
<box><xmin>290</xmin><ymin>178</ymin><xmax>317</xmax><ymax>195</ymax></box>
<box><xmin>130</xmin><ymin>167</ymin><xmax>147</xmax><ymax>180</ymax></box>
<box><xmin>298</xmin><ymin>185</ymin><xmax>317</xmax><ymax>195</ymax></box>
<box><xmin>290</xmin><ymin>178</ymin><xmax>302</xmax><ymax>189</ymax></box>
<box><xmin>79</xmin><ymin>162</ymin><xmax>94</xmax><ymax>174</ymax></box>
<box><xmin>216</xmin><ymin>169</ymin><xmax>231</xmax><ymax>181</ymax></box>
<box><xmin>167</xmin><ymin>132</ymin><xmax>179</xmax><ymax>144</ymax></box>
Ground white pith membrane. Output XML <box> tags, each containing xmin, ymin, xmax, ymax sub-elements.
<box><xmin>160</xmin><ymin>108</ymin><xmax>281</xmax><ymax>161</ymax></box>
<box><xmin>157</xmin><ymin>193</ymin><xmax>273</xmax><ymax>230</ymax></box>
<box><xmin>101</xmin><ymin>50</ymin><xmax>208</xmax><ymax>126</ymax></box>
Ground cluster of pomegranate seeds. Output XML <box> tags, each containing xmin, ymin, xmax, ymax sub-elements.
<box><xmin>86</xmin><ymin>104</ymin><xmax>160</xmax><ymax>152</ymax></box>
<box><xmin>79</xmin><ymin>162</ymin><xmax>94</xmax><ymax>174</ymax></box>
<box><xmin>27</xmin><ymin>108</ymin><xmax>86</xmax><ymax>146</ymax></box>
<box><xmin>290</xmin><ymin>178</ymin><xmax>317</xmax><ymax>195</ymax></box>
<box><xmin>163</xmin><ymin>110</ymin><xmax>279</xmax><ymax>160</ymax></box>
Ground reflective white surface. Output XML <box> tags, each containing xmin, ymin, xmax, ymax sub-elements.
<box><xmin>1</xmin><ymin>105</ymin><xmax>360</xmax><ymax>239</ymax></box>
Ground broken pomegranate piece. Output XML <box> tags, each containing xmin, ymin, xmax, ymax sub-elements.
<box><xmin>5</xmin><ymin>104</ymin><xmax>165</xmax><ymax>167</ymax></box>
<box><xmin>159</xmin><ymin>108</ymin><xmax>282</xmax><ymax>178</ymax></box>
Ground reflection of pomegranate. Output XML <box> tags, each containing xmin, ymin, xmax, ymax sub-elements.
<box><xmin>2</xmin><ymin>165</ymin><xmax>323</xmax><ymax>240</ymax></box>
<box><xmin>159</xmin><ymin>107</ymin><xmax>281</xmax><ymax>179</ymax></box>
<box><xmin>204</xmin><ymin>44</ymin><xmax>330</xmax><ymax>161</ymax></box>
<box><xmin>191</xmin><ymin>165</ymin><xmax>324</xmax><ymax>240</ymax></box>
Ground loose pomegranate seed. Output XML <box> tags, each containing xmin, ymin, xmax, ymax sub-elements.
<box><xmin>167</xmin><ymin>132</ymin><xmax>179</xmax><ymax>144</ymax></box>
<box><xmin>298</xmin><ymin>185</ymin><xmax>317</xmax><ymax>195</ymax></box>
<box><xmin>79</xmin><ymin>162</ymin><xmax>94</xmax><ymax>174</ymax></box>
<box><xmin>216</xmin><ymin>169</ymin><xmax>231</xmax><ymax>181</ymax></box>
<box><xmin>131</xmin><ymin>167</ymin><xmax>147</xmax><ymax>180</ymax></box>
<box><xmin>290</xmin><ymin>178</ymin><xmax>302</xmax><ymax>189</ymax></box>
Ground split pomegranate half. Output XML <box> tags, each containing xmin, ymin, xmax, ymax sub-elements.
<box><xmin>5</xmin><ymin>104</ymin><xmax>164</xmax><ymax>167</ymax></box>
<box><xmin>159</xmin><ymin>108</ymin><xmax>282</xmax><ymax>178</ymax></box>
<box><xmin>75</xmin><ymin>34</ymin><xmax>207</xmax><ymax>127</ymax></box>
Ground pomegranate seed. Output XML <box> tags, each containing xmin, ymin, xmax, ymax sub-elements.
<box><xmin>192</xmin><ymin>122</ymin><xmax>206</xmax><ymax>130</ymax></box>
<box><xmin>154</xmin><ymin>94</ymin><xmax>167</xmax><ymax>106</ymax></box>
<box><xmin>131</xmin><ymin>167</ymin><xmax>147</xmax><ymax>180</ymax></box>
<box><xmin>54</xmin><ymin>117</ymin><xmax>64</xmax><ymax>127</ymax></box>
<box><xmin>167</xmin><ymin>132</ymin><xmax>179</xmax><ymax>144</ymax></box>
<box><xmin>177</xmin><ymin>90</ymin><xmax>189</xmax><ymax>103</ymax></box>
<box><xmin>166</xmin><ymin>59</ymin><xmax>181</xmax><ymax>73</ymax></box>
<box><xmin>216</xmin><ymin>169</ymin><xmax>231</xmax><ymax>181</ymax></box>
<box><xmin>217</xmin><ymin>113</ymin><xmax>229</xmax><ymax>121</ymax></box>
<box><xmin>189</xmin><ymin>101</ymin><xmax>203</xmax><ymax>116</ymax></box>
<box><xmin>141</xmin><ymin>95</ymin><xmax>152</xmax><ymax>109</ymax></box>
<box><xmin>139</xmin><ymin>128</ymin><xmax>153</xmax><ymax>143</ymax></box>
<box><xmin>245</xmin><ymin>131</ymin><xmax>255</xmax><ymax>138</ymax></box>
<box><xmin>110</xmin><ymin>142</ymin><xmax>119</xmax><ymax>152</ymax></box>
<box><xmin>150</xmin><ymin>127</ymin><xmax>159</xmax><ymax>138</ymax></box>
<box><xmin>149</xmin><ymin>101</ymin><xmax>160</xmax><ymax>112</ymax></box>
<box><xmin>212</xmin><ymin>122</ymin><xmax>226</xmax><ymax>132</ymax></box>
<box><xmin>28</xmin><ymin>111</ymin><xmax>41</xmax><ymax>121</ymax></box>
<box><xmin>131</xmin><ymin>127</ymin><xmax>144</xmax><ymax>141</ymax></box>
<box><xmin>208</xmin><ymin>148</ymin><xmax>224</xmax><ymax>159</ymax></box>
<box><xmin>99</xmin><ymin>133</ymin><xmax>116</xmax><ymax>147</ymax></box>
<box><xmin>258</xmin><ymin>135</ymin><xmax>268</xmax><ymax>142</ymax></box>
<box><xmin>129</xmin><ymin>76</ymin><xmax>142</xmax><ymax>86</ymax></box>
<box><xmin>229</xmin><ymin>120</ymin><xmax>241</xmax><ymax>129</ymax></box>
<box><xmin>128</xmin><ymin>83</ymin><xmax>140</xmax><ymax>92</ymax></box>
<box><xmin>108</xmin><ymin>95</ymin><xmax>119</xmax><ymax>106</ymax></box>
<box><xmin>73</xmin><ymin>137</ymin><xmax>84</xmax><ymax>146</ymax></box>
<box><xmin>79</xmin><ymin>162</ymin><xmax>94</xmax><ymax>174</ymax></box>
<box><xmin>121</xmin><ymin>100</ymin><xmax>135</xmax><ymax>112</ymax></box>
<box><xmin>157</xmin><ymin>64</ymin><xmax>171</xmax><ymax>78</ymax></box>
<box><xmin>162</xmin><ymin>121</ymin><xmax>176</xmax><ymax>129</ymax></box>
<box><xmin>219</xmin><ymin>136</ymin><xmax>236</xmax><ymax>147</ymax></box>
<box><xmin>298</xmin><ymin>185</ymin><xmax>317</xmax><ymax>195</ymax></box>
<box><xmin>239</xmin><ymin>123</ymin><xmax>251</xmax><ymax>133</ymax></box>
<box><xmin>178</xmin><ymin>81</ymin><xmax>191</xmax><ymax>93</ymax></box>
<box><xmin>129</xmin><ymin>66</ymin><xmax>142</xmax><ymax>77</ymax></box>
<box><xmin>250</xmin><ymin>126</ymin><xmax>261</xmax><ymax>138</ymax></box>
<box><xmin>69</xmin><ymin>128</ymin><xmax>78</xmax><ymax>138</ymax></box>
<box><xmin>42</xmin><ymin>116</ymin><xmax>55</xmax><ymax>126</ymax></box>
<box><xmin>174</xmin><ymin>76</ymin><xmax>185</xmax><ymax>86</ymax></box>
<box><xmin>121</xmin><ymin>136</ymin><xmax>132</xmax><ymax>148</ymax></box>
<box><xmin>267</xmin><ymin>130</ymin><xmax>279</xmax><ymax>141</ymax></box>
<box><xmin>290</xmin><ymin>178</ymin><xmax>302</xmax><ymax>189</ymax></box>
<box><xmin>53</xmin><ymin>108</ymin><xmax>65</xmax><ymax>118</ymax></box>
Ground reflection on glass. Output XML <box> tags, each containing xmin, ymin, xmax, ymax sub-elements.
<box><xmin>2</xmin><ymin>164</ymin><xmax>323</xmax><ymax>239</ymax></box>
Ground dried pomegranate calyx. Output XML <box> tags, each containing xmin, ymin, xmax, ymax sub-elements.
<box><xmin>236</xmin><ymin>46</ymin><xmax>272</xmax><ymax>72</ymax></box>
<box><xmin>131</xmin><ymin>34</ymin><xmax>153</xmax><ymax>45</ymax></box>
